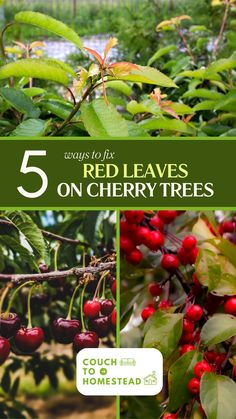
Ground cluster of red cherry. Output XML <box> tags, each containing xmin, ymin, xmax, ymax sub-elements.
<box><xmin>0</xmin><ymin>268</ymin><xmax>116</xmax><ymax>366</ymax></box>
<box><xmin>120</xmin><ymin>210</ymin><xmax>198</xmax><ymax>266</ymax></box>
<box><xmin>121</xmin><ymin>210</ymin><xmax>236</xmax><ymax>418</ymax></box>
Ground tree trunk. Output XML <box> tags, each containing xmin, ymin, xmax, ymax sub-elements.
<box><xmin>73</xmin><ymin>0</ymin><xmax>77</xmax><ymax>17</ymax></box>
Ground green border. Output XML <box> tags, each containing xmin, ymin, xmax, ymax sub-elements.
<box><xmin>116</xmin><ymin>210</ymin><xmax>121</xmax><ymax>419</ymax></box>
<box><xmin>1</xmin><ymin>134</ymin><xmax>235</xmax><ymax>419</ymax></box>
<box><xmin>2</xmin><ymin>136</ymin><xmax>236</xmax><ymax>141</ymax></box>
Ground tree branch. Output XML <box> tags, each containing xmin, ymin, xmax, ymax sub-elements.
<box><xmin>0</xmin><ymin>261</ymin><xmax>116</xmax><ymax>285</ymax></box>
<box><xmin>0</xmin><ymin>219</ymin><xmax>89</xmax><ymax>247</ymax></box>
<box><xmin>213</xmin><ymin>0</ymin><xmax>231</xmax><ymax>57</ymax></box>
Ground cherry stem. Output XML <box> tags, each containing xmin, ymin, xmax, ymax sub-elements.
<box><xmin>82</xmin><ymin>249</ymin><xmax>86</xmax><ymax>268</ymax></box>
<box><xmin>66</xmin><ymin>283</ymin><xmax>81</xmax><ymax>320</ymax></box>
<box><xmin>0</xmin><ymin>286</ymin><xmax>10</xmax><ymax>316</ymax></box>
<box><xmin>5</xmin><ymin>280</ymin><xmax>34</xmax><ymax>316</ymax></box>
<box><xmin>80</xmin><ymin>281</ymin><xmax>88</xmax><ymax>332</ymax></box>
<box><xmin>54</xmin><ymin>241</ymin><xmax>61</xmax><ymax>271</ymax></box>
<box><xmin>93</xmin><ymin>270</ymin><xmax>109</xmax><ymax>300</ymax></box>
<box><xmin>101</xmin><ymin>275</ymin><xmax>106</xmax><ymax>299</ymax></box>
<box><xmin>27</xmin><ymin>284</ymin><xmax>37</xmax><ymax>329</ymax></box>
<box><xmin>166</xmin><ymin>231</ymin><xmax>182</xmax><ymax>246</ymax></box>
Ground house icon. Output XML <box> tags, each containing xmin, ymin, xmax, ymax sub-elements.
<box><xmin>143</xmin><ymin>371</ymin><xmax>158</xmax><ymax>385</ymax></box>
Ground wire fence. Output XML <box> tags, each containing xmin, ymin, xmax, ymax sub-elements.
<box><xmin>5</xmin><ymin>0</ymin><xmax>142</xmax><ymax>19</ymax></box>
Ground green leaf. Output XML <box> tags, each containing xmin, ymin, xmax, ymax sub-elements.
<box><xmin>117</xmin><ymin>65</ymin><xmax>177</xmax><ymax>88</ymax></box>
<box><xmin>0</xmin><ymin>236</ymin><xmax>38</xmax><ymax>271</ymax></box>
<box><xmin>15</xmin><ymin>11</ymin><xmax>83</xmax><ymax>49</ymax></box>
<box><xmin>106</xmin><ymin>80</ymin><xmax>132</xmax><ymax>96</ymax></box>
<box><xmin>1</xmin><ymin>370</ymin><xmax>11</xmax><ymax>393</ymax></box>
<box><xmin>200</xmin><ymin>373</ymin><xmax>236</xmax><ymax>419</ymax></box>
<box><xmin>126</xmin><ymin>121</ymin><xmax>150</xmax><ymax>137</ymax></box>
<box><xmin>124</xmin><ymin>396</ymin><xmax>161</xmax><ymax>419</ymax></box>
<box><xmin>168</xmin><ymin>350</ymin><xmax>203</xmax><ymax>411</ymax></box>
<box><xmin>147</xmin><ymin>45</ymin><xmax>177</xmax><ymax>66</ymax></box>
<box><xmin>208</xmin><ymin>237</ymin><xmax>236</xmax><ymax>269</ymax></box>
<box><xmin>22</xmin><ymin>88</ymin><xmax>46</xmax><ymax>97</ymax></box>
<box><xmin>139</xmin><ymin>117</ymin><xmax>195</xmax><ymax>134</ymax></box>
<box><xmin>5</xmin><ymin>211</ymin><xmax>46</xmax><ymax>259</ymax></box>
<box><xmin>0</xmin><ymin>87</ymin><xmax>40</xmax><ymax>118</ymax></box>
<box><xmin>80</xmin><ymin>98</ymin><xmax>129</xmax><ymax>137</ymax></box>
<box><xmin>196</xmin><ymin>248</ymin><xmax>236</xmax><ymax>295</ymax></box>
<box><xmin>10</xmin><ymin>377</ymin><xmax>20</xmax><ymax>398</ymax></box>
<box><xmin>10</xmin><ymin>118</ymin><xmax>48</xmax><ymax>137</ymax></box>
<box><xmin>206</xmin><ymin>53</ymin><xmax>236</xmax><ymax>76</ymax></box>
<box><xmin>0</xmin><ymin>59</ymin><xmax>69</xmax><ymax>86</ymax></box>
<box><xmin>0</xmin><ymin>245</ymin><xmax>5</xmax><ymax>271</ymax></box>
<box><xmin>193</xmin><ymin>100</ymin><xmax>217</xmax><ymax>111</ymax></box>
<box><xmin>200</xmin><ymin>314</ymin><xmax>236</xmax><ymax>346</ymax></box>
<box><xmin>39</xmin><ymin>99</ymin><xmax>73</xmax><ymax>120</ymax></box>
<box><xmin>40</xmin><ymin>58</ymin><xmax>77</xmax><ymax>78</ymax></box>
<box><xmin>214</xmin><ymin>94</ymin><xmax>236</xmax><ymax>112</ymax></box>
<box><xmin>183</xmin><ymin>89</ymin><xmax>223</xmax><ymax>100</ymax></box>
<box><xmin>170</xmin><ymin>103</ymin><xmax>193</xmax><ymax>115</ymax></box>
<box><xmin>127</xmin><ymin>99</ymin><xmax>161</xmax><ymax>116</ymax></box>
<box><xmin>179</xmin><ymin>69</ymin><xmax>221</xmax><ymax>81</ymax></box>
<box><xmin>143</xmin><ymin>311</ymin><xmax>183</xmax><ymax>360</ymax></box>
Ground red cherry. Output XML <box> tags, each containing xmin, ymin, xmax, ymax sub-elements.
<box><xmin>88</xmin><ymin>316</ymin><xmax>110</xmax><ymax>338</ymax></box>
<box><xmin>194</xmin><ymin>361</ymin><xmax>211</xmax><ymax>378</ymax></box>
<box><xmin>215</xmin><ymin>353</ymin><xmax>227</xmax><ymax>366</ymax></box>
<box><xmin>161</xmin><ymin>254</ymin><xmax>179</xmax><ymax>272</ymax></box>
<box><xmin>189</xmin><ymin>247</ymin><xmax>199</xmax><ymax>264</ymax></box>
<box><xmin>148</xmin><ymin>283</ymin><xmax>162</xmax><ymax>297</ymax></box>
<box><xmin>121</xmin><ymin>222</ymin><xmax>138</xmax><ymax>238</ymax></box>
<box><xmin>191</xmin><ymin>274</ymin><xmax>202</xmax><ymax>296</ymax></box>
<box><xmin>182</xmin><ymin>235</ymin><xmax>197</xmax><ymax>251</ymax></box>
<box><xmin>0</xmin><ymin>313</ymin><xmax>21</xmax><ymax>338</ymax></box>
<box><xmin>183</xmin><ymin>318</ymin><xmax>195</xmax><ymax>333</ymax></box>
<box><xmin>188</xmin><ymin>377</ymin><xmax>200</xmax><ymax>395</ymax></box>
<box><xmin>224</xmin><ymin>298</ymin><xmax>236</xmax><ymax>315</ymax></box>
<box><xmin>141</xmin><ymin>306</ymin><xmax>155</xmax><ymax>321</ymax></box>
<box><xmin>177</xmin><ymin>211</ymin><xmax>186</xmax><ymax>216</ymax></box>
<box><xmin>157</xmin><ymin>210</ymin><xmax>177</xmax><ymax>224</ymax></box>
<box><xmin>38</xmin><ymin>263</ymin><xmax>49</xmax><ymax>273</ymax></box>
<box><xmin>198</xmin><ymin>404</ymin><xmax>206</xmax><ymax>416</ymax></box>
<box><xmin>186</xmin><ymin>305</ymin><xmax>203</xmax><ymax>322</ymax></box>
<box><xmin>126</xmin><ymin>248</ymin><xmax>143</xmax><ymax>265</ymax></box>
<box><xmin>233</xmin><ymin>365</ymin><xmax>236</xmax><ymax>378</ymax></box>
<box><xmin>149</xmin><ymin>216</ymin><xmax>164</xmax><ymax>232</ymax></box>
<box><xmin>219</xmin><ymin>220</ymin><xmax>235</xmax><ymax>234</ymax></box>
<box><xmin>124</xmin><ymin>211</ymin><xmax>144</xmax><ymax>224</ymax></box>
<box><xmin>73</xmin><ymin>331</ymin><xmax>99</xmax><ymax>352</ymax></box>
<box><xmin>204</xmin><ymin>350</ymin><xmax>217</xmax><ymax>363</ymax></box>
<box><xmin>134</xmin><ymin>227</ymin><xmax>150</xmax><ymax>245</ymax></box>
<box><xmin>0</xmin><ymin>336</ymin><xmax>10</xmax><ymax>365</ymax></box>
<box><xmin>179</xmin><ymin>344</ymin><xmax>196</xmax><ymax>356</ymax></box>
<box><xmin>51</xmin><ymin>318</ymin><xmax>81</xmax><ymax>344</ymax></box>
<box><xmin>111</xmin><ymin>309</ymin><xmax>116</xmax><ymax>328</ymax></box>
<box><xmin>163</xmin><ymin>414</ymin><xmax>177</xmax><ymax>419</ymax></box>
<box><xmin>180</xmin><ymin>332</ymin><xmax>194</xmax><ymax>344</ymax></box>
<box><xmin>120</xmin><ymin>236</ymin><xmax>135</xmax><ymax>254</ymax></box>
<box><xmin>194</xmin><ymin>330</ymin><xmax>201</xmax><ymax>343</ymax></box>
<box><xmin>111</xmin><ymin>281</ymin><xmax>116</xmax><ymax>299</ymax></box>
<box><xmin>84</xmin><ymin>300</ymin><xmax>101</xmax><ymax>319</ymax></box>
<box><xmin>180</xmin><ymin>333</ymin><xmax>194</xmax><ymax>344</ymax></box>
<box><xmin>177</xmin><ymin>247</ymin><xmax>190</xmax><ymax>266</ymax></box>
<box><xmin>14</xmin><ymin>327</ymin><xmax>44</xmax><ymax>353</ymax></box>
<box><xmin>146</xmin><ymin>230</ymin><xmax>164</xmax><ymax>251</ymax></box>
<box><xmin>158</xmin><ymin>300</ymin><xmax>172</xmax><ymax>310</ymax></box>
<box><xmin>120</xmin><ymin>220</ymin><xmax>138</xmax><ymax>237</ymax></box>
<box><xmin>100</xmin><ymin>299</ymin><xmax>114</xmax><ymax>316</ymax></box>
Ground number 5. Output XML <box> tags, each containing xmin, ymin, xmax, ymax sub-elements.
<box><xmin>17</xmin><ymin>151</ymin><xmax>48</xmax><ymax>199</ymax></box>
